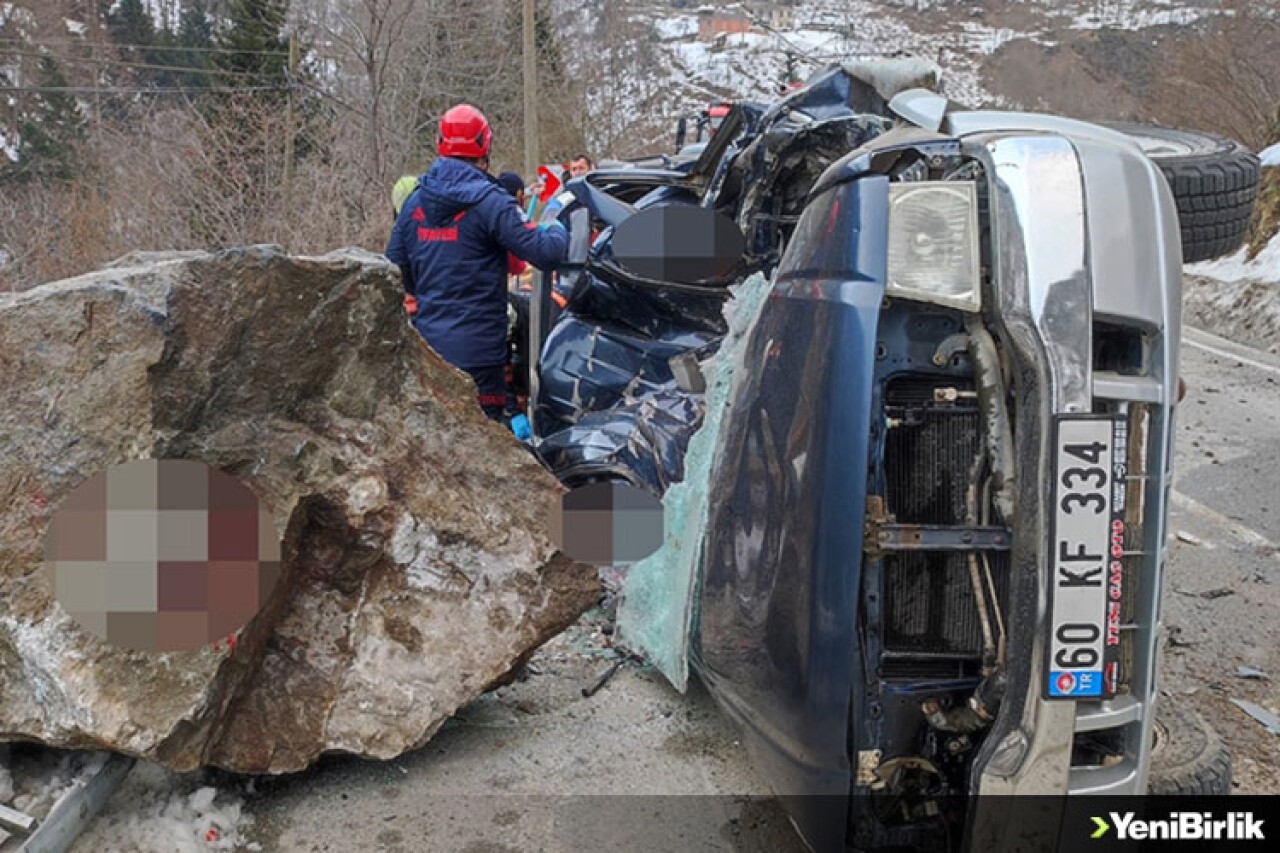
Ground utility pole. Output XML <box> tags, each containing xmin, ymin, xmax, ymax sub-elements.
<box><xmin>284</xmin><ymin>31</ymin><xmax>299</xmax><ymax>198</ymax></box>
<box><xmin>522</xmin><ymin>0</ymin><xmax>538</xmax><ymax>179</ymax></box>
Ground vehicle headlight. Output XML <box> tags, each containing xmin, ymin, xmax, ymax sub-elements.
<box><xmin>887</xmin><ymin>181</ymin><xmax>981</xmax><ymax>312</ymax></box>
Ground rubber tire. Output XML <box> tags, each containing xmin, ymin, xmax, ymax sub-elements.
<box><xmin>1147</xmin><ymin>697</ymin><xmax>1233</xmax><ymax>795</ymax></box>
<box><xmin>1104</xmin><ymin>122</ymin><xmax>1261</xmax><ymax>263</ymax></box>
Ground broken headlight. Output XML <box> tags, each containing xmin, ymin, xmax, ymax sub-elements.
<box><xmin>887</xmin><ymin>181</ymin><xmax>981</xmax><ymax>312</ymax></box>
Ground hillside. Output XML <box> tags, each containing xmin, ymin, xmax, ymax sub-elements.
<box><xmin>554</xmin><ymin>0</ymin><xmax>1239</xmax><ymax>157</ymax></box>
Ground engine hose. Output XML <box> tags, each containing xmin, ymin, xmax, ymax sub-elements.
<box><xmin>964</xmin><ymin>317</ymin><xmax>1016</xmax><ymax>523</ymax></box>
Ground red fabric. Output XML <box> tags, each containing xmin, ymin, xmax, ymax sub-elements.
<box><xmin>437</xmin><ymin>104</ymin><xmax>492</xmax><ymax>157</ymax></box>
<box><xmin>507</xmin><ymin>253</ymin><xmax>528</xmax><ymax>275</ymax></box>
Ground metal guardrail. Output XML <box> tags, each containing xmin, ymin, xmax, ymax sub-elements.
<box><xmin>0</xmin><ymin>752</ymin><xmax>133</xmax><ymax>853</ymax></box>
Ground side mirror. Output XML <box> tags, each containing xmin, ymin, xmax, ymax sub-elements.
<box><xmin>675</xmin><ymin>117</ymin><xmax>688</xmax><ymax>151</ymax></box>
<box><xmin>611</xmin><ymin>204</ymin><xmax>745</xmax><ymax>286</ymax></box>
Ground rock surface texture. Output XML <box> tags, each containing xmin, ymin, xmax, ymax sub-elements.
<box><xmin>0</xmin><ymin>246</ymin><xmax>598</xmax><ymax>773</ymax></box>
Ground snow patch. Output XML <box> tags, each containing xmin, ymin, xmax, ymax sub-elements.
<box><xmin>1186</xmin><ymin>231</ymin><xmax>1280</xmax><ymax>286</ymax></box>
<box><xmin>0</xmin><ymin>130</ymin><xmax>17</xmax><ymax>162</ymax></box>
<box><xmin>71</xmin><ymin>762</ymin><xmax>255</xmax><ymax>853</ymax></box>
<box><xmin>1260</xmin><ymin>143</ymin><xmax>1280</xmax><ymax>168</ymax></box>
<box><xmin>65</xmin><ymin>18</ymin><xmax>87</xmax><ymax>36</ymax></box>
<box><xmin>1069</xmin><ymin>1</ymin><xmax>1211</xmax><ymax>31</ymax></box>
<box><xmin>655</xmin><ymin>16</ymin><xmax>698</xmax><ymax>40</ymax></box>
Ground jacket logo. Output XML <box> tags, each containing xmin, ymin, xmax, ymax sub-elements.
<box><xmin>418</xmin><ymin>227</ymin><xmax>459</xmax><ymax>242</ymax></box>
<box><xmin>411</xmin><ymin>207</ymin><xmax>425</xmax><ymax>222</ymax></box>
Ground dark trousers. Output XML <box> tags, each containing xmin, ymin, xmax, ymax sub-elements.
<box><xmin>465</xmin><ymin>363</ymin><xmax>508</xmax><ymax>422</ymax></box>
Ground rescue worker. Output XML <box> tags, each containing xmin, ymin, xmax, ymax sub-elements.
<box><xmin>387</xmin><ymin>104</ymin><xmax>568</xmax><ymax>422</ymax></box>
<box><xmin>390</xmin><ymin>175</ymin><xmax>420</xmax><ymax>315</ymax></box>
<box><xmin>390</xmin><ymin>175</ymin><xmax>418</xmax><ymax>217</ymax></box>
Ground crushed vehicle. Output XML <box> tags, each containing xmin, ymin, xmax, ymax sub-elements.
<box><xmin>511</xmin><ymin>66</ymin><xmax>1260</xmax><ymax>852</ymax></box>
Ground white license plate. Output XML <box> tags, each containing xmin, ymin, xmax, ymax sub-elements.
<box><xmin>1045</xmin><ymin>415</ymin><xmax>1129</xmax><ymax>700</ymax></box>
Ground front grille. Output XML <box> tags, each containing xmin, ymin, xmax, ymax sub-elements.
<box><xmin>883</xmin><ymin>378</ymin><xmax>979</xmax><ymax>525</ymax></box>
<box><xmin>884</xmin><ymin>551</ymin><xmax>1011</xmax><ymax>657</ymax></box>
<box><xmin>881</xmin><ymin>376</ymin><xmax>1006</xmax><ymax>660</ymax></box>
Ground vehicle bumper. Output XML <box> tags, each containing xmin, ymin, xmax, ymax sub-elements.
<box><xmin>959</xmin><ymin>128</ymin><xmax>1182</xmax><ymax>820</ymax></box>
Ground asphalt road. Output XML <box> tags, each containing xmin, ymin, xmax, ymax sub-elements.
<box><xmin>1160</xmin><ymin>326</ymin><xmax>1280</xmax><ymax>794</ymax></box>
<box><xmin>63</xmin><ymin>323</ymin><xmax>1280</xmax><ymax>852</ymax></box>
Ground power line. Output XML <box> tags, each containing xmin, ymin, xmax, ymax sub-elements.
<box><xmin>0</xmin><ymin>85</ymin><xmax>291</xmax><ymax>95</ymax></box>
<box><xmin>0</xmin><ymin>50</ymin><xmax>280</xmax><ymax>79</ymax></box>
<box><xmin>0</xmin><ymin>39</ymin><xmax>288</xmax><ymax>56</ymax></box>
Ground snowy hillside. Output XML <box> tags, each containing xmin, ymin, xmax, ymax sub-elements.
<box><xmin>556</xmin><ymin>0</ymin><xmax>1225</xmax><ymax>156</ymax></box>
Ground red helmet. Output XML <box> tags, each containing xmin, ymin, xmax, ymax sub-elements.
<box><xmin>437</xmin><ymin>104</ymin><xmax>492</xmax><ymax>158</ymax></box>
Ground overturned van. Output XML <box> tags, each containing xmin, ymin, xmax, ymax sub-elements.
<box><xmin>514</xmin><ymin>67</ymin><xmax>1259</xmax><ymax>851</ymax></box>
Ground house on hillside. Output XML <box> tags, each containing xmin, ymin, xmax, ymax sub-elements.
<box><xmin>746</xmin><ymin>1</ymin><xmax>795</xmax><ymax>30</ymax></box>
<box><xmin>697</xmin><ymin>7</ymin><xmax>751</xmax><ymax>41</ymax></box>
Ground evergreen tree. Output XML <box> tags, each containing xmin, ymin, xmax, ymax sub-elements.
<box><xmin>176</xmin><ymin>0</ymin><xmax>217</xmax><ymax>88</ymax></box>
<box><xmin>535</xmin><ymin>0</ymin><xmax>565</xmax><ymax>78</ymax></box>
<box><xmin>216</xmin><ymin>0</ymin><xmax>290</xmax><ymax>91</ymax></box>
<box><xmin>190</xmin><ymin>0</ymin><xmax>299</xmax><ymax>242</ymax></box>
<box><xmin>2</xmin><ymin>56</ymin><xmax>88</xmax><ymax>185</ymax></box>
<box><xmin>105</xmin><ymin>0</ymin><xmax>181</xmax><ymax>88</ymax></box>
<box><xmin>106</xmin><ymin>0</ymin><xmax>156</xmax><ymax>61</ymax></box>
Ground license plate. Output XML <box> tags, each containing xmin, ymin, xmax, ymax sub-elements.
<box><xmin>1045</xmin><ymin>414</ymin><xmax>1128</xmax><ymax>700</ymax></box>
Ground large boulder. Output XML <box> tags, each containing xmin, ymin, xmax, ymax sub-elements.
<box><xmin>0</xmin><ymin>246</ymin><xmax>598</xmax><ymax>773</ymax></box>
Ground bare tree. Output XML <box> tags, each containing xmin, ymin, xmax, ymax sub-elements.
<box><xmin>1149</xmin><ymin>0</ymin><xmax>1280</xmax><ymax>151</ymax></box>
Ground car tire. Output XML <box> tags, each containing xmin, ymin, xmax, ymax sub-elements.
<box><xmin>1147</xmin><ymin>697</ymin><xmax>1233</xmax><ymax>795</ymax></box>
<box><xmin>1104</xmin><ymin>122</ymin><xmax>1261</xmax><ymax>263</ymax></box>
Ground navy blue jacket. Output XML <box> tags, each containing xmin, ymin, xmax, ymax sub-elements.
<box><xmin>387</xmin><ymin>157</ymin><xmax>567</xmax><ymax>370</ymax></box>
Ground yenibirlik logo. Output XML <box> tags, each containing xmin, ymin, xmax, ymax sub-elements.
<box><xmin>1091</xmin><ymin>811</ymin><xmax>1265</xmax><ymax>841</ymax></box>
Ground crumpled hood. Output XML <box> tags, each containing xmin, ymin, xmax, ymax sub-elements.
<box><xmin>418</xmin><ymin>157</ymin><xmax>502</xmax><ymax>224</ymax></box>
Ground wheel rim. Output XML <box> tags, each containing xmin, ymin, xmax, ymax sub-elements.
<box><xmin>1125</xmin><ymin>131</ymin><xmax>1199</xmax><ymax>157</ymax></box>
<box><xmin>1151</xmin><ymin>716</ymin><xmax>1169</xmax><ymax>754</ymax></box>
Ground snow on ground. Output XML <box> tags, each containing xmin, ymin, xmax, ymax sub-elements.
<box><xmin>70</xmin><ymin>761</ymin><xmax>256</xmax><ymax>853</ymax></box>
<box><xmin>0</xmin><ymin>746</ymin><xmax>254</xmax><ymax>853</ymax></box>
<box><xmin>1068</xmin><ymin>0</ymin><xmax>1211</xmax><ymax>31</ymax></box>
<box><xmin>64</xmin><ymin>18</ymin><xmax>88</xmax><ymax>36</ymax></box>
<box><xmin>1184</xmin><ymin>231</ymin><xmax>1280</xmax><ymax>354</ymax></box>
<box><xmin>1187</xmin><ymin>232</ymin><xmax>1280</xmax><ymax>287</ymax></box>
<box><xmin>1</xmin><ymin>749</ymin><xmax>96</xmax><ymax>819</ymax></box>
<box><xmin>654</xmin><ymin>16</ymin><xmax>697</xmax><ymax>40</ymax></box>
<box><xmin>1261</xmin><ymin>144</ymin><xmax>1280</xmax><ymax>168</ymax></box>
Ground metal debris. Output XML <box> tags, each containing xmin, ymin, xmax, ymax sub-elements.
<box><xmin>0</xmin><ymin>802</ymin><xmax>37</xmax><ymax>834</ymax></box>
<box><xmin>582</xmin><ymin>658</ymin><xmax>626</xmax><ymax>698</ymax></box>
<box><xmin>9</xmin><ymin>753</ymin><xmax>134</xmax><ymax>853</ymax></box>
<box><xmin>1231</xmin><ymin>699</ymin><xmax>1280</xmax><ymax>735</ymax></box>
